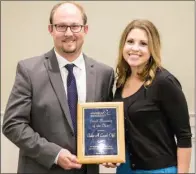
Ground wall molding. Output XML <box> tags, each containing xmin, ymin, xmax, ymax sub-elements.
<box><xmin>189</xmin><ymin>113</ymin><xmax>195</xmax><ymax>142</ymax></box>
<box><xmin>1</xmin><ymin>111</ymin><xmax>195</xmax><ymax>125</ymax></box>
<box><xmin>1</xmin><ymin>111</ymin><xmax>195</xmax><ymax>141</ymax></box>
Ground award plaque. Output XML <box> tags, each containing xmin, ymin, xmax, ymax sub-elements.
<box><xmin>77</xmin><ymin>102</ymin><xmax>125</xmax><ymax>164</ymax></box>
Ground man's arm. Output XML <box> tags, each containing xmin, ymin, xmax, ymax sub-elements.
<box><xmin>2</xmin><ymin>61</ymin><xmax>62</xmax><ymax>169</ymax></box>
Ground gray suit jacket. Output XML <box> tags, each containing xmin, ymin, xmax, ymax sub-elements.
<box><xmin>2</xmin><ymin>49</ymin><xmax>114</xmax><ymax>174</ymax></box>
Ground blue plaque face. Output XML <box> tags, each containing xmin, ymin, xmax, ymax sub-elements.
<box><xmin>84</xmin><ymin>108</ymin><xmax>117</xmax><ymax>156</ymax></box>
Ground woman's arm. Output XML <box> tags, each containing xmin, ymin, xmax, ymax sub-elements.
<box><xmin>177</xmin><ymin>147</ymin><xmax>192</xmax><ymax>173</ymax></box>
<box><xmin>158</xmin><ymin>74</ymin><xmax>192</xmax><ymax>173</ymax></box>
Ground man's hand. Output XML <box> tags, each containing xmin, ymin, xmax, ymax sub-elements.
<box><xmin>102</xmin><ymin>162</ymin><xmax>120</xmax><ymax>168</ymax></box>
<box><xmin>57</xmin><ymin>149</ymin><xmax>82</xmax><ymax>170</ymax></box>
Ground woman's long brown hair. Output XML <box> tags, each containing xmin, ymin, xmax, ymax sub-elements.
<box><xmin>116</xmin><ymin>19</ymin><xmax>162</xmax><ymax>88</ymax></box>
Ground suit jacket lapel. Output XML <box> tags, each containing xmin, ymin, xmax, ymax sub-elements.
<box><xmin>44</xmin><ymin>49</ymin><xmax>74</xmax><ymax>132</ymax></box>
<box><xmin>84</xmin><ymin>54</ymin><xmax>96</xmax><ymax>102</ymax></box>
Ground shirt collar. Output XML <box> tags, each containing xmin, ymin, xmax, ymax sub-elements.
<box><xmin>54</xmin><ymin>49</ymin><xmax>85</xmax><ymax>70</ymax></box>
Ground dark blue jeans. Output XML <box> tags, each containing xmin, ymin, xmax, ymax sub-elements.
<box><xmin>116</xmin><ymin>150</ymin><xmax>177</xmax><ymax>174</ymax></box>
<box><xmin>116</xmin><ymin>149</ymin><xmax>133</xmax><ymax>174</ymax></box>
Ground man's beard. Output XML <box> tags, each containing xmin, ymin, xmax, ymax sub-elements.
<box><xmin>62</xmin><ymin>47</ymin><xmax>76</xmax><ymax>54</ymax></box>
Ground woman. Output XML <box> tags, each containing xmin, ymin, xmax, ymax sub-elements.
<box><xmin>106</xmin><ymin>19</ymin><xmax>192</xmax><ymax>174</ymax></box>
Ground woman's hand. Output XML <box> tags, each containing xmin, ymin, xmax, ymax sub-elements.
<box><xmin>102</xmin><ymin>162</ymin><xmax>120</xmax><ymax>168</ymax></box>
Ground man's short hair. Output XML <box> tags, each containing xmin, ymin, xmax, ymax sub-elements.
<box><xmin>49</xmin><ymin>1</ymin><xmax>87</xmax><ymax>25</ymax></box>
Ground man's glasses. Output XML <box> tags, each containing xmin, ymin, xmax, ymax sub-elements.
<box><xmin>51</xmin><ymin>24</ymin><xmax>84</xmax><ymax>33</ymax></box>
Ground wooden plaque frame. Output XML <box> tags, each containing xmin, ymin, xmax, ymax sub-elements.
<box><xmin>77</xmin><ymin>102</ymin><xmax>125</xmax><ymax>164</ymax></box>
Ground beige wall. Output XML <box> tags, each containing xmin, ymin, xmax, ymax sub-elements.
<box><xmin>1</xmin><ymin>1</ymin><xmax>195</xmax><ymax>173</ymax></box>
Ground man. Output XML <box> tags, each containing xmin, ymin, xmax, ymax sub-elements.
<box><xmin>2</xmin><ymin>1</ymin><xmax>114</xmax><ymax>173</ymax></box>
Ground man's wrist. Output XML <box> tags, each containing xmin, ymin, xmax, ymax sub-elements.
<box><xmin>54</xmin><ymin>149</ymin><xmax>63</xmax><ymax>164</ymax></box>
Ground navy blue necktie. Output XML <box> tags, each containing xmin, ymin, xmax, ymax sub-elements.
<box><xmin>65</xmin><ymin>64</ymin><xmax>78</xmax><ymax>135</ymax></box>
